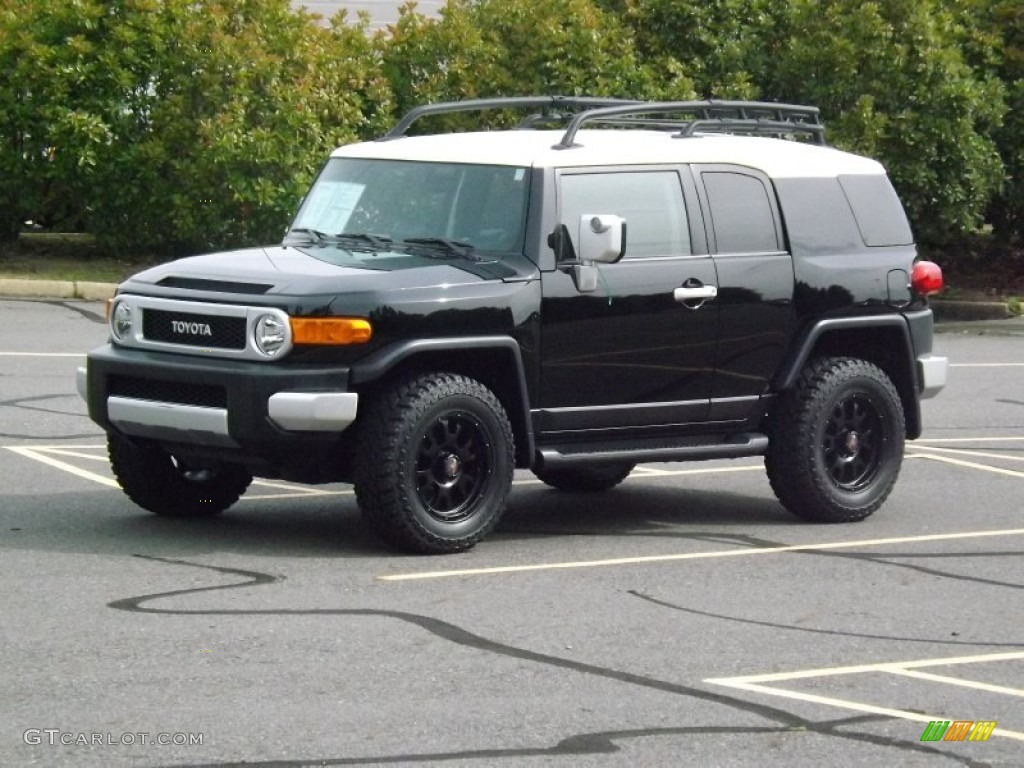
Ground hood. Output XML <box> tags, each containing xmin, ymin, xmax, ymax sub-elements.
<box><xmin>122</xmin><ymin>245</ymin><xmax>537</xmax><ymax>297</ymax></box>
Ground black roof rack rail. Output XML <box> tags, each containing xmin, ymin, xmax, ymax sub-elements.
<box><xmin>383</xmin><ymin>96</ymin><xmax>642</xmax><ymax>139</ymax></box>
<box><xmin>554</xmin><ymin>100</ymin><xmax>826</xmax><ymax>148</ymax></box>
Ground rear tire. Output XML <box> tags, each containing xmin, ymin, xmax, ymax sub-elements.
<box><xmin>765</xmin><ymin>357</ymin><xmax>904</xmax><ymax>523</ymax></box>
<box><xmin>533</xmin><ymin>463</ymin><xmax>635</xmax><ymax>492</ymax></box>
<box><xmin>108</xmin><ymin>433</ymin><xmax>252</xmax><ymax>517</ymax></box>
<box><xmin>354</xmin><ymin>373</ymin><xmax>514</xmax><ymax>554</ymax></box>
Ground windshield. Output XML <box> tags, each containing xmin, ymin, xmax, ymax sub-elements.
<box><xmin>288</xmin><ymin>158</ymin><xmax>530</xmax><ymax>256</ymax></box>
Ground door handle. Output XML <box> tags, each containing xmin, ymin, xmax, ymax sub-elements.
<box><xmin>673</xmin><ymin>284</ymin><xmax>718</xmax><ymax>303</ymax></box>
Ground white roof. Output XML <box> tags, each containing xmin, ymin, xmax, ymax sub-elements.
<box><xmin>333</xmin><ymin>129</ymin><xmax>886</xmax><ymax>179</ymax></box>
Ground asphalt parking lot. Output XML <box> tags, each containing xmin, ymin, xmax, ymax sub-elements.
<box><xmin>1</xmin><ymin>298</ymin><xmax>1022</xmax><ymax>767</ymax></box>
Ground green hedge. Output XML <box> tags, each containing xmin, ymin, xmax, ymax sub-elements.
<box><xmin>1</xmin><ymin>0</ymin><xmax>1020</xmax><ymax>256</ymax></box>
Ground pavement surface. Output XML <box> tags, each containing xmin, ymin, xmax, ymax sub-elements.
<box><xmin>0</xmin><ymin>298</ymin><xmax>1022</xmax><ymax>767</ymax></box>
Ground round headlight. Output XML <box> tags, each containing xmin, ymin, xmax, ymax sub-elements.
<box><xmin>254</xmin><ymin>314</ymin><xmax>287</xmax><ymax>357</ymax></box>
<box><xmin>110</xmin><ymin>301</ymin><xmax>132</xmax><ymax>342</ymax></box>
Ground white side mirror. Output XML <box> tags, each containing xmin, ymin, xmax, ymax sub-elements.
<box><xmin>578</xmin><ymin>214</ymin><xmax>625</xmax><ymax>264</ymax></box>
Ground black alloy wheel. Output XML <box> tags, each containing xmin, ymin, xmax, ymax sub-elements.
<box><xmin>765</xmin><ymin>357</ymin><xmax>905</xmax><ymax>523</ymax></box>
<box><xmin>354</xmin><ymin>372</ymin><xmax>515</xmax><ymax>554</ymax></box>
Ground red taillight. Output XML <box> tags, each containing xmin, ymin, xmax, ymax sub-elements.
<box><xmin>911</xmin><ymin>260</ymin><xmax>943</xmax><ymax>296</ymax></box>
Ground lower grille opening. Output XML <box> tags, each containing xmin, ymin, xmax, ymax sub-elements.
<box><xmin>109</xmin><ymin>375</ymin><xmax>227</xmax><ymax>408</ymax></box>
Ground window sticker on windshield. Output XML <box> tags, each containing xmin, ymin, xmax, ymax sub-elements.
<box><xmin>514</xmin><ymin>168</ymin><xmax>525</xmax><ymax>182</ymax></box>
<box><xmin>295</xmin><ymin>181</ymin><xmax>365</xmax><ymax>231</ymax></box>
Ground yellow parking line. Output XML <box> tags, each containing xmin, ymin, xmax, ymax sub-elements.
<box><xmin>706</xmin><ymin>651</ymin><xmax>1024</xmax><ymax>741</ymax></box>
<box><xmin>888</xmin><ymin>669</ymin><xmax>1024</xmax><ymax>697</ymax></box>
<box><xmin>911</xmin><ymin>445</ymin><xmax>1024</xmax><ymax>464</ymax></box>
<box><xmin>0</xmin><ymin>352</ymin><xmax>85</xmax><ymax>357</ymax></box>
<box><xmin>250</xmin><ymin>479</ymin><xmax>340</xmax><ymax>495</ymax></box>
<box><xmin>710</xmin><ymin>650</ymin><xmax>1024</xmax><ymax>683</ymax></box>
<box><xmin>5</xmin><ymin>446</ymin><xmax>119</xmax><ymax>488</ymax></box>
<box><xmin>705</xmin><ymin>681</ymin><xmax>1024</xmax><ymax>741</ymax></box>
<box><xmin>914</xmin><ymin>453</ymin><xmax>1024</xmax><ymax>479</ymax></box>
<box><xmin>245</xmin><ymin>490</ymin><xmax>352</xmax><ymax>501</ymax></box>
<box><xmin>29</xmin><ymin>447</ymin><xmax>109</xmax><ymax>462</ymax></box>
<box><xmin>916</xmin><ymin>437</ymin><xmax>1024</xmax><ymax>443</ymax></box>
<box><xmin>950</xmin><ymin>363</ymin><xmax>1024</xmax><ymax>367</ymax></box>
<box><xmin>378</xmin><ymin>528</ymin><xmax>1024</xmax><ymax>582</ymax></box>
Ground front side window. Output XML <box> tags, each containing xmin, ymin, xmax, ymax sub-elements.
<box><xmin>559</xmin><ymin>171</ymin><xmax>691</xmax><ymax>258</ymax></box>
<box><xmin>291</xmin><ymin>158</ymin><xmax>530</xmax><ymax>254</ymax></box>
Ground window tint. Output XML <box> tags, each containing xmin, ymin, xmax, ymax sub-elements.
<box><xmin>560</xmin><ymin>171</ymin><xmax>690</xmax><ymax>258</ymax></box>
<box><xmin>839</xmin><ymin>174</ymin><xmax>914</xmax><ymax>247</ymax></box>
<box><xmin>702</xmin><ymin>172</ymin><xmax>779</xmax><ymax>253</ymax></box>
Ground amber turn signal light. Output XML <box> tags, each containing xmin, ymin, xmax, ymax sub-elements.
<box><xmin>290</xmin><ymin>317</ymin><xmax>372</xmax><ymax>345</ymax></box>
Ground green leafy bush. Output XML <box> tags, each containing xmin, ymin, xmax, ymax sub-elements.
<box><xmin>0</xmin><ymin>0</ymin><xmax>392</xmax><ymax>255</ymax></box>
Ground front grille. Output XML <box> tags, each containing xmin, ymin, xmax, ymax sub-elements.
<box><xmin>142</xmin><ymin>309</ymin><xmax>247</xmax><ymax>349</ymax></box>
<box><xmin>109</xmin><ymin>375</ymin><xmax>227</xmax><ymax>408</ymax></box>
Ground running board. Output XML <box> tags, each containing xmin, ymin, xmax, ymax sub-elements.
<box><xmin>537</xmin><ymin>432</ymin><xmax>768</xmax><ymax>469</ymax></box>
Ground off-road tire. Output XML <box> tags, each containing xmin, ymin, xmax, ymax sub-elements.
<box><xmin>108</xmin><ymin>432</ymin><xmax>252</xmax><ymax>517</ymax></box>
<box><xmin>533</xmin><ymin>463</ymin><xmax>635</xmax><ymax>492</ymax></box>
<box><xmin>765</xmin><ymin>357</ymin><xmax>904</xmax><ymax>523</ymax></box>
<box><xmin>354</xmin><ymin>372</ymin><xmax>515</xmax><ymax>554</ymax></box>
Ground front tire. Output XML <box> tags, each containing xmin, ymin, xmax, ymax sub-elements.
<box><xmin>354</xmin><ymin>373</ymin><xmax>515</xmax><ymax>554</ymax></box>
<box><xmin>533</xmin><ymin>463</ymin><xmax>635</xmax><ymax>492</ymax></box>
<box><xmin>108</xmin><ymin>433</ymin><xmax>252</xmax><ymax>517</ymax></box>
<box><xmin>765</xmin><ymin>357</ymin><xmax>904</xmax><ymax>523</ymax></box>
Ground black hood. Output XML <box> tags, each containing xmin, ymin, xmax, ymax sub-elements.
<box><xmin>122</xmin><ymin>245</ymin><xmax>538</xmax><ymax>297</ymax></box>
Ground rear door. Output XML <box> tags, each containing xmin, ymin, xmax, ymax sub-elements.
<box><xmin>694</xmin><ymin>165</ymin><xmax>796</xmax><ymax>422</ymax></box>
<box><xmin>537</xmin><ymin>166</ymin><xmax>719</xmax><ymax>437</ymax></box>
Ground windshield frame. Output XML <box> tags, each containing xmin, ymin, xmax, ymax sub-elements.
<box><xmin>286</xmin><ymin>157</ymin><xmax>532</xmax><ymax>260</ymax></box>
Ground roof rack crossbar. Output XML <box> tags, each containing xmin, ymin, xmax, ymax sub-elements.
<box><xmin>676</xmin><ymin>119</ymin><xmax>826</xmax><ymax>142</ymax></box>
<box><xmin>383</xmin><ymin>96</ymin><xmax>643</xmax><ymax>139</ymax></box>
<box><xmin>554</xmin><ymin>100</ymin><xmax>825</xmax><ymax>148</ymax></box>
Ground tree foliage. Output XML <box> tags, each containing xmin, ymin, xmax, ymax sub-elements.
<box><xmin>380</xmin><ymin>0</ymin><xmax>655</xmax><ymax>126</ymax></box>
<box><xmin>0</xmin><ymin>0</ymin><xmax>391</xmax><ymax>253</ymax></box>
<box><xmin>767</xmin><ymin>0</ymin><xmax>1006</xmax><ymax>245</ymax></box>
<box><xmin>1</xmin><ymin>0</ymin><xmax>1022</xmax><ymax>255</ymax></box>
<box><xmin>596</xmin><ymin>0</ymin><xmax>788</xmax><ymax>99</ymax></box>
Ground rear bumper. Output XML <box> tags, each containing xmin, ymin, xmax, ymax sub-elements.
<box><xmin>916</xmin><ymin>353</ymin><xmax>948</xmax><ymax>399</ymax></box>
<box><xmin>903</xmin><ymin>307</ymin><xmax>946</xmax><ymax>399</ymax></box>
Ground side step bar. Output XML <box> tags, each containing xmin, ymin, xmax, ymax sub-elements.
<box><xmin>537</xmin><ymin>432</ymin><xmax>769</xmax><ymax>469</ymax></box>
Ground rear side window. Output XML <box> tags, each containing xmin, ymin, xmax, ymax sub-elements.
<box><xmin>702</xmin><ymin>171</ymin><xmax>779</xmax><ymax>253</ymax></box>
<box><xmin>559</xmin><ymin>171</ymin><xmax>691</xmax><ymax>258</ymax></box>
<box><xmin>838</xmin><ymin>174</ymin><xmax>914</xmax><ymax>247</ymax></box>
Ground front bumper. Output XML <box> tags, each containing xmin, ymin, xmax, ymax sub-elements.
<box><xmin>80</xmin><ymin>344</ymin><xmax>359</xmax><ymax>453</ymax></box>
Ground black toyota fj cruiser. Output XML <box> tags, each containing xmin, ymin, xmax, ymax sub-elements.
<box><xmin>80</xmin><ymin>97</ymin><xmax>947</xmax><ymax>553</ymax></box>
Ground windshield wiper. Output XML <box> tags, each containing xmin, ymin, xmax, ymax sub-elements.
<box><xmin>330</xmin><ymin>232</ymin><xmax>394</xmax><ymax>251</ymax></box>
<box><xmin>401</xmin><ymin>237</ymin><xmax>481</xmax><ymax>262</ymax></box>
<box><xmin>286</xmin><ymin>227</ymin><xmax>330</xmax><ymax>243</ymax></box>
<box><xmin>286</xmin><ymin>229</ymin><xmax>393</xmax><ymax>252</ymax></box>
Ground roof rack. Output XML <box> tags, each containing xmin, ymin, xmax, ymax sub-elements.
<box><xmin>382</xmin><ymin>97</ymin><xmax>826</xmax><ymax>146</ymax></box>
<box><xmin>554</xmin><ymin>100</ymin><xmax>825</xmax><ymax>147</ymax></box>
<box><xmin>382</xmin><ymin>96</ymin><xmax>642</xmax><ymax>139</ymax></box>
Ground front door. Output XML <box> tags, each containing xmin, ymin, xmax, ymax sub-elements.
<box><xmin>537</xmin><ymin>168</ymin><xmax>719</xmax><ymax>437</ymax></box>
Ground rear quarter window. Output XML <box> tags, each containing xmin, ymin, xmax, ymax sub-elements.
<box><xmin>838</xmin><ymin>174</ymin><xmax>914</xmax><ymax>247</ymax></box>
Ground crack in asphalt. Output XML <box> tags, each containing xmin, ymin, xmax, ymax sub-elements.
<box><xmin>108</xmin><ymin>555</ymin><xmax>989</xmax><ymax>768</ymax></box>
<box><xmin>42</xmin><ymin>300</ymin><xmax>107</xmax><ymax>324</ymax></box>
<box><xmin>630</xmin><ymin>590</ymin><xmax>1024</xmax><ymax>648</ymax></box>
<box><xmin>0</xmin><ymin>391</ymin><xmax>98</xmax><ymax>439</ymax></box>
